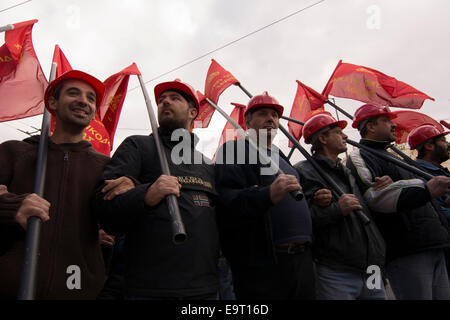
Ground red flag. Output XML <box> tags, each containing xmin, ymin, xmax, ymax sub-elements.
<box><xmin>390</xmin><ymin>110</ymin><xmax>443</xmax><ymax>144</ymax></box>
<box><xmin>0</xmin><ymin>19</ymin><xmax>48</xmax><ymax>122</ymax></box>
<box><xmin>192</xmin><ymin>90</ymin><xmax>215</xmax><ymax>129</ymax></box>
<box><xmin>52</xmin><ymin>44</ymin><xmax>72</xmax><ymax>77</ymax></box>
<box><xmin>204</xmin><ymin>59</ymin><xmax>239</xmax><ymax>104</ymax></box>
<box><xmin>322</xmin><ymin>60</ymin><xmax>434</xmax><ymax>109</ymax></box>
<box><xmin>212</xmin><ymin>102</ymin><xmax>246</xmax><ymax>162</ymax></box>
<box><xmin>99</xmin><ymin>62</ymin><xmax>141</xmax><ymax>149</ymax></box>
<box><xmin>288</xmin><ymin>80</ymin><xmax>326</xmax><ymax>146</ymax></box>
<box><xmin>50</xmin><ymin>45</ymin><xmax>73</xmax><ymax>133</ymax></box>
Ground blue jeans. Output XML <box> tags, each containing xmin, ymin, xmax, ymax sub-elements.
<box><xmin>315</xmin><ymin>264</ymin><xmax>387</xmax><ymax>300</ymax></box>
<box><xmin>217</xmin><ymin>256</ymin><xmax>236</xmax><ymax>300</ymax></box>
<box><xmin>386</xmin><ymin>249</ymin><xmax>450</xmax><ymax>300</ymax></box>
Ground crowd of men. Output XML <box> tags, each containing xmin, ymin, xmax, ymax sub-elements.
<box><xmin>0</xmin><ymin>70</ymin><xmax>449</xmax><ymax>300</ymax></box>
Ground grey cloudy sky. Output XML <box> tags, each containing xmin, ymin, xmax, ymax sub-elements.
<box><xmin>1</xmin><ymin>0</ymin><xmax>449</xmax><ymax>163</ymax></box>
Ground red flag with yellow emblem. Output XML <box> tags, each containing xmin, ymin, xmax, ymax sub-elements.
<box><xmin>288</xmin><ymin>80</ymin><xmax>326</xmax><ymax>146</ymax></box>
<box><xmin>0</xmin><ymin>19</ymin><xmax>48</xmax><ymax>121</ymax></box>
<box><xmin>322</xmin><ymin>60</ymin><xmax>434</xmax><ymax>109</ymax></box>
<box><xmin>204</xmin><ymin>59</ymin><xmax>239</xmax><ymax>105</ymax></box>
<box><xmin>99</xmin><ymin>62</ymin><xmax>141</xmax><ymax>150</ymax></box>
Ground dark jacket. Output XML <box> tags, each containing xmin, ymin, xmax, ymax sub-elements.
<box><xmin>295</xmin><ymin>154</ymin><xmax>386</xmax><ymax>273</ymax></box>
<box><xmin>415</xmin><ymin>159</ymin><xmax>450</xmax><ymax>220</ymax></box>
<box><xmin>93</xmin><ymin>129</ymin><xmax>220</xmax><ymax>298</ymax></box>
<box><xmin>214</xmin><ymin>139</ymin><xmax>311</xmax><ymax>269</ymax></box>
<box><xmin>346</xmin><ymin>139</ymin><xmax>450</xmax><ymax>262</ymax></box>
<box><xmin>0</xmin><ymin>136</ymin><xmax>108</xmax><ymax>299</ymax></box>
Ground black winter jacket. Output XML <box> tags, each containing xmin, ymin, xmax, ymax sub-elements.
<box><xmin>93</xmin><ymin>129</ymin><xmax>220</xmax><ymax>298</ymax></box>
<box><xmin>295</xmin><ymin>154</ymin><xmax>386</xmax><ymax>273</ymax></box>
<box><xmin>346</xmin><ymin>139</ymin><xmax>450</xmax><ymax>262</ymax></box>
<box><xmin>214</xmin><ymin>139</ymin><xmax>311</xmax><ymax>269</ymax></box>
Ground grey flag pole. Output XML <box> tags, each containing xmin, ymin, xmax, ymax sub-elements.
<box><xmin>324</xmin><ymin>100</ymin><xmax>424</xmax><ymax>168</ymax></box>
<box><xmin>206</xmin><ymin>97</ymin><xmax>304</xmax><ymax>201</ymax></box>
<box><xmin>277</xmin><ymin>123</ymin><xmax>371</xmax><ymax>225</ymax></box>
<box><xmin>0</xmin><ymin>24</ymin><xmax>14</xmax><ymax>33</ymax></box>
<box><xmin>137</xmin><ymin>75</ymin><xmax>187</xmax><ymax>244</ymax></box>
<box><xmin>18</xmin><ymin>62</ymin><xmax>57</xmax><ymax>300</ymax></box>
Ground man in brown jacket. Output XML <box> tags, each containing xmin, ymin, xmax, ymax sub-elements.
<box><xmin>0</xmin><ymin>70</ymin><xmax>132</xmax><ymax>299</ymax></box>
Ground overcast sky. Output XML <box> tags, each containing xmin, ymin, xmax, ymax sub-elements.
<box><xmin>1</xmin><ymin>0</ymin><xmax>449</xmax><ymax>163</ymax></box>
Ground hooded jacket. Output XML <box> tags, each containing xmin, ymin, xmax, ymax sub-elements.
<box><xmin>0</xmin><ymin>135</ymin><xmax>109</xmax><ymax>299</ymax></box>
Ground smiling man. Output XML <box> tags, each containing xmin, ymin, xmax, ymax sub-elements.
<box><xmin>215</xmin><ymin>92</ymin><xmax>315</xmax><ymax>300</ymax></box>
<box><xmin>347</xmin><ymin>104</ymin><xmax>450</xmax><ymax>300</ymax></box>
<box><xmin>93</xmin><ymin>79</ymin><xmax>220</xmax><ymax>300</ymax></box>
<box><xmin>0</xmin><ymin>70</ymin><xmax>134</xmax><ymax>299</ymax></box>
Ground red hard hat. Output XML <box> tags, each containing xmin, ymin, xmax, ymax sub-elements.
<box><xmin>352</xmin><ymin>104</ymin><xmax>397</xmax><ymax>129</ymax></box>
<box><xmin>245</xmin><ymin>91</ymin><xmax>284</xmax><ymax>117</ymax></box>
<box><xmin>154</xmin><ymin>79</ymin><xmax>199</xmax><ymax>109</ymax></box>
<box><xmin>408</xmin><ymin>124</ymin><xmax>450</xmax><ymax>149</ymax></box>
<box><xmin>303</xmin><ymin>112</ymin><xmax>347</xmax><ymax>144</ymax></box>
<box><xmin>44</xmin><ymin>70</ymin><xmax>105</xmax><ymax>110</ymax></box>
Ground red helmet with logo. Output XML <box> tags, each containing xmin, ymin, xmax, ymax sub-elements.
<box><xmin>352</xmin><ymin>104</ymin><xmax>397</xmax><ymax>129</ymax></box>
<box><xmin>244</xmin><ymin>91</ymin><xmax>284</xmax><ymax>117</ymax></box>
<box><xmin>154</xmin><ymin>78</ymin><xmax>200</xmax><ymax>109</ymax></box>
<box><xmin>408</xmin><ymin>124</ymin><xmax>450</xmax><ymax>149</ymax></box>
<box><xmin>303</xmin><ymin>112</ymin><xmax>347</xmax><ymax>143</ymax></box>
<box><xmin>44</xmin><ymin>70</ymin><xmax>105</xmax><ymax>111</ymax></box>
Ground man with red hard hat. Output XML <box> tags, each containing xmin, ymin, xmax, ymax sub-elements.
<box><xmin>215</xmin><ymin>91</ymin><xmax>315</xmax><ymax>300</ymax></box>
<box><xmin>347</xmin><ymin>104</ymin><xmax>450</xmax><ymax>300</ymax></box>
<box><xmin>408</xmin><ymin>124</ymin><xmax>450</xmax><ymax>279</ymax></box>
<box><xmin>294</xmin><ymin>112</ymin><xmax>387</xmax><ymax>299</ymax></box>
<box><xmin>0</xmin><ymin>70</ymin><xmax>134</xmax><ymax>299</ymax></box>
<box><xmin>93</xmin><ymin>79</ymin><xmax>220</xmax><ymax>299</ymax></box>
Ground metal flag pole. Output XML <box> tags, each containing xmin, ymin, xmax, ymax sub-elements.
<box><xmin>18</xmin><ymin>62</ymin><xmax>57</xmax><ymax>300</ymax></box>
<box><xmin>324</xmin><ymin>99</ymin><xmax>420</xmax><ymax>166</ymax></box>
<box><xmin>137</xmin><ymin>74</ymin><xmax>187</xmax><ymax>244</ymax></box>
<box><xmin>206</xmin><ymin>97</ymin><xmax>304</xmax><ymax>201</ymax></box>
<box><xmin>282</xmin><ymin>114</ymin><xmax>435</xmax><ymax>180</ymax></box>
<box><xmin>0</xmin><ymin>24</ymin><xmax>14</xmax><ymax>33</ymax></box>
<box><xmin>277</xmin><ymin>124</ymin><xmax>371</xmax><ymax>225</ymax></box>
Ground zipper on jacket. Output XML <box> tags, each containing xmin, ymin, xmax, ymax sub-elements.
<box><xmin>44</xmin><ymin>150</ymin><xmax>70</xmax><ymax>297</ymax></box>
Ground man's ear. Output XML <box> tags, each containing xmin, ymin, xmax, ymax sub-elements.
<box><xmin>189</xmin><ymin>107</ymin><xmax>198</xmax><ymax>120</ymax></box>
<box><xmin>424</xmin><ymin>141</ymin><xmax>435</xmax><ymax>152</ymax></box>
<box><xmin>47</xmin><ymin>96</ymin><xmax>57</xmax><ymax>112</ymax></box>
<box><xmin>318</xmin><ymin>133</ymin><xmax>327</xmax><ymax>145</ymax></box>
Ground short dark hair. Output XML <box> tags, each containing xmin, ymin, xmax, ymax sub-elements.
<box><xmin>52</xmin><ymin>79</ymin><xmax>69</xmax><ymax>100</ymax></box>
<box><xmin>358</xmin><ymin>116</ymin><xmax>380</xmax><ymax>137</ymax></box>
<box><xmin>162</xmin><ymin>89</ymin><xmax>196</xmax><ymax>109</ymax></box>
<box><xmin>310</xmin><ymin>124</ymin><xmax>337</xmax><ymax>154</ymax></box>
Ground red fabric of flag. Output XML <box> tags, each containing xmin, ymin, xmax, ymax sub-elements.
<box><xmin>322</xmin><ymin>60</ymin><xmax>434</xmax><ymax>109</ymax></box>
<box><xmin>0</xmin><ymin>19</ymin><xmax>48</xmax><ymax>122</ymax></box>
<box><xmin>288</xmin><ymin>80</ymin><xmax>326</xmax><ymax>146</ymax></box>
<box><xmin>99</xmin><ymin>63</ymin><xmax>140</xmax><ymax>151</ymax></box>
<box><xmin>212</xmin><ymin>102</ymin><xmax>246</xmax><ymax>162</ymax></box>
<box><xmin>50</xmin><ymin>45</ymin><xmax>73</xmax><ymax>133</ymax></box>
<box><xmin>192</xmin><ymin>90</ymin><xmax>215</xmax><ymax>129</ymax></box>
<box><xmin>390</xmin><ymin>110</ymin><xmax>443</xmax><ymax>144</ymax></box>
<box><xmin>204</xmin><ymin>59</ymin><xmax>239</xmax><ymax>104</ymax></box>
<box><xmin>52</xmin><ymin>44</ymin><xmax>72</xmax><ymax>77</ymax></box>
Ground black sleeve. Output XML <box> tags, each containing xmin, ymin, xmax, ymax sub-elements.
<box><xmin>214</xmin><ymin>141</ymin><xmax>274</xmax><ymax>221</ymax></box>
<box><xmin>92</xmin><ymin>136</ymin><xmax>153</xmax><ymax>235</ymax></box>
<box><xmin>296</xmin><ymin>162</ymin><xmax>344</xmax><ymax>227</ymax></box>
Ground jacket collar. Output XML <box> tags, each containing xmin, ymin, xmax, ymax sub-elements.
<box><xmin>360</xmin><ymin>138</ymin><xmax>390</xmax><ymax>150</ymax></box>
<box><xmin>25</xmin><ymin>135</ymin><xmax>94</xmax><ymax>152</ymax></box>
